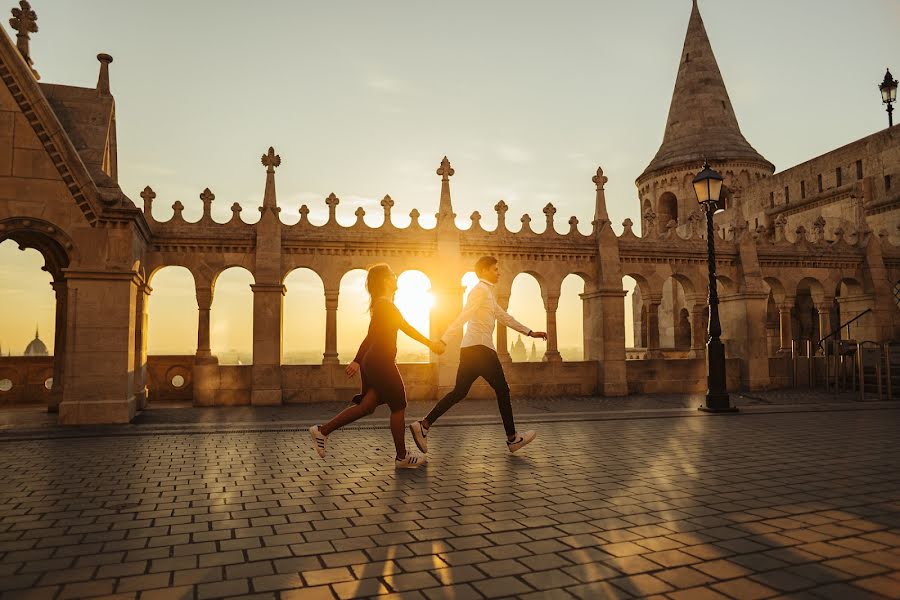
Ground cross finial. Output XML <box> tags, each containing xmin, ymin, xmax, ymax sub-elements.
<box><xmin>200</xmin><ymin>188</ymin><xmax>215</xmax><ymax>204</ymax></box>
<box><xmin>436</xmin><ymin>156</ymin><xmax>454</xmax><ymax>181</ymax></box>
<box><xmin>140</xmin><ymin>186</ymin><xmax>156</xmax><ymax>214</ymax></box>
<box><xmin>261</xmin><ymin>146</ymin><xmax>281</xmax><ymax>173</ymax></box>
<box><xmin>10</xmin><ymin>0</ymin><xmax>38</xmax><ymax>79</ymax></box>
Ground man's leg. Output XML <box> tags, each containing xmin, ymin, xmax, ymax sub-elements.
<box><xmin>422</xmin><ymin>347</ymin><xmax>481</xmax><ymax>428</ymax></box>
<box><xmin>480</xmin><ymin>349</ymin><xmax>517</xmax><ymax>439</ymax></box>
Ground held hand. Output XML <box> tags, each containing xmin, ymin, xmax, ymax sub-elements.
<box><xmin>345</xmin><ymin>361</ymin><xmax>360</xmax><ymax>378</ymax></box>
<box><xmin>432</xmin><ymin>340</ymin><xmax>447</xmax><ymax>355</ymax></box>
<box><xmin>529</xmin><ymin>331</ymin><xmax>548</xmax><ymax>340</ymax></box>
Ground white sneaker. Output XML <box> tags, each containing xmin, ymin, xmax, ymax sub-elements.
<box><xmin>309</xmin><ymin>425</ymin><xmax>327</xmax><ymax>458</ymax></box>
<box><xmin>507</xmin><ymin>430</ymin><xmax>536</xmax><ymax>453</ymax></box>
<box><xmin>395</xmin><ymin>451</ymin><xmax>427</xmax><ymax>469</ymax></box>
<box><xmin>409</xmin><ymin>421</ymin><xmax>428</xmax><ymax>453</ymax></box>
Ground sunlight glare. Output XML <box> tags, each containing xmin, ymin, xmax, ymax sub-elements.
<box><xmin>394</xmin><ymin>271</ymin><xmax>434</xmax><ymax>343</ymax></box>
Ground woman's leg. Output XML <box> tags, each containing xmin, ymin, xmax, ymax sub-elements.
<box><xmin>320</xmin><ymin>389</ymin><xmax>378</xmax><ymax>436</ymax></box>
<box><xmin>390</xmin><ymin>408</ymin><xmax>407</xmax><ymax>460</ymax></box>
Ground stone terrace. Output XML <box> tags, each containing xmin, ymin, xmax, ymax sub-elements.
<box><xmin>0</xmin><ymin>403</ymin><xmax>899</xmax><ymax>599</ymax></box>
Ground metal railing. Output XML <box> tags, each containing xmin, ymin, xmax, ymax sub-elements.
<box><xmin>810</xmin><ymin>339</ymin><xmax>897</xmax><ymax>401</ymax></box>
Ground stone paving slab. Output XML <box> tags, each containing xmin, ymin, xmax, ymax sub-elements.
<box><xmin>0</xmin><ymin>409</ymin><xmax>898</xmax><ymax>599</ymax></box>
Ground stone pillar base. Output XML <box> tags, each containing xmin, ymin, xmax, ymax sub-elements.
<box><xmin>542</xmin><ymin>352</ymin><xmax>562</xmax><ymax>363</ymax></box>
<box><xmin>322</xmin><ymin>353</ymin><xmax>340</xmax><ymax>365</ymax></box>
<box><xmin>58</xmin><ymin>397</ymin><xmax>137</xmax><ymax>425</ymax></box>
<box><xmin>193</xmin><ymin>360</ymin><xmax>220</xmax><ymax>406</ymax></box>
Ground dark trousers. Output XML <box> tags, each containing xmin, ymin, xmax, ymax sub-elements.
<box><xmin>425</xmin><ymin>345</ymin><xmax>516</xmax><ymax>437</ymax></box>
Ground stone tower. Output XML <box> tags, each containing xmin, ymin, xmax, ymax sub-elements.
<box><xmin>636</xmin><ymin>0</ymin><xmax>774</xmax><ymax>237</ymax></box>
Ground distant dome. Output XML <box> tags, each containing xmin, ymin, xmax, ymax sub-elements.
<box><xmin>24</xmin><ymin>327</ymin><xmax>48</xmax><ymax>356</ymax></box>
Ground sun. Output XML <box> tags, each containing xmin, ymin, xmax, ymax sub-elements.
<box><xmin>393</xmin><ymin>271</ymin><xmax>435</xmax><ymax>337</ymax></box>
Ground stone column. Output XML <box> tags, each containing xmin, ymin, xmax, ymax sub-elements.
<box><xmin>815</xmin><ymin>302</ymin><xmax>832</xmax><ymax>343</ymax></box>
<box><xmin>323</xmin><ymin>288</ymin><xmax>339</xmax><ymax>364</ymax></box>
<box><xmin>250</xmin><ymin>283</ymin><xmax>285</xmax><ymax>405</ymax></box>
<box><xmin>58</xmin><ymin>270</ymin><xmax>139</xmax><ymax>424</ymax></box>
<box><xmin>543</xmin><ymin>294</ymin><xmax>562</xmax><ymax>362</ymax></box>
<box><xmin>48</xmin><ymin>280</ymin><xmax>67</xmax><ymax>413</ymax></box>
<box><xmin>689</xmin><ymin>302</ymin><xmax>708</xmax><ymax>359</ymax></box>
<box><xmin>496</xmin><ymin>293</ymin><xmax>511</xmax><ymax>363</ymax></box>
<box><xmin>193</xmin><ymin>283</ymin><xmax>219</xmax><ymax>406</ymax></box>
<box><xmin>196</xmin><ymin>285</ymin><xmax>213</xmax><ymax>360</ymax></box>
<box><xmin>581</xmin><ymin>288</ymin><xmax>628</xmax><ymax>396</ymax></box>
<box><xmin>133</xmin><ymin>282</ymin><xmax>151</xmax><ymax>410</ymax></box>
<box><xmin>777</xmin><ymin>299</ymin><xmax>794</xmax><ymax>354</ymax></box>
<box><xmin>646</xmin><ymin>297</ymin><xmax>662</xmax><ymax>357</ymax></box>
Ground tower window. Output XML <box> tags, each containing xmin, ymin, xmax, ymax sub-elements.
<box><xmin>784</xmin><ymin>186</ymin><xmax>790</xmax><ymax>203</ymax></box>
<box><xmin>886</xmin><ymin>175</ymin><xmax>893</xmax><ymax>191</ymax></box>
<box><xmin>800</xmin><ymin>180</ymin><xmax>806</xmax><ymax>199</ymax></box>
<box><xmin>769</xmin><ymin>191</ymin><xmax>774</xmax><ymax>208</ymax></box>
<box><xmin>856</xmin><ymin>160</ymin><xmax>863</xmax><ymax>180</ymax></box>
<box><xmin>836</xmin><ymin>167</ymin><xmax>842</xmax><ymax>187</ymax></box>
<box><xmin>818</xmin><ymin>174</ymin><xmax>823</xmax><ymax>192</ymax></box>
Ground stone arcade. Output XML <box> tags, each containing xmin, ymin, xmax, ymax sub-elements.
<box><xmin>0</xmin><ymin>1</ymin><xmax>897</xmax><ymax>423</ymax></box>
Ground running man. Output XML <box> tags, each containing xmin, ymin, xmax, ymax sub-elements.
<box><xmin>410</xmin><ymin>256</ymin><xmax>546</xmax><ymax>454</ymax></box>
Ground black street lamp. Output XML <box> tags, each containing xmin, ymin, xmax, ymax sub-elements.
<box><xmin>880</xmin><ymin>68</ymin><xmax>897</xmax><ymax>127</ymax></box>
<box><xmin>692</xmin><ymin>161</ymin><xmax>737</xmax><ymax>413</ymax></box>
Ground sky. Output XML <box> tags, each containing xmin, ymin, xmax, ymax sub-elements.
<box><xmin>1</xmin><ymin>0</ymin><xmax>898</xmax><ymax>358</ymax></box>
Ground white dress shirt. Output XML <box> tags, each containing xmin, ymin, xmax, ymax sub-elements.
<box><xmin>441</xmin><ymin>279</ymin><xmax>532</xmax><ymax>350</ymax></box>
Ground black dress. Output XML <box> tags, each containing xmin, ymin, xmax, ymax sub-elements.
<box><xmin>352</xmin><ymin>297</ymin><xmax>430</xmax><ymax>411</ymax></box>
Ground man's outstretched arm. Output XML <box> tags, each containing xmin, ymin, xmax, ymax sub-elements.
<box><xmin>440</xmin><ymin>285</ymin><xmax>486</xmax><ymax>344</ymax></box>
<box><xmin>496</xmin><ymin>302</ymin><xmax>540</xmax><ymax>337</ymax></box>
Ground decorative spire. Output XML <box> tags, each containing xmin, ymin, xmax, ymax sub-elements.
<box><xmin>96</xmin><ymin>53</ymin><xmax>113</xmax><ymax>95</ymax></box>
<box><xmin>140</xmin><ymin>186</ymin><xmax>156</xmax><ymax>215</ymax></box>
<box><xmin>638</xmin><ymin>0</ymin><xmax>772</xmax><ymax>181</ymax></box>
<box><xmin>9</xmin><ymin>1</ymin><xmax>38</xmax><ymax>80</ymax></box>
<box><xmin>34</xmin><ymin>323</ymin><xmax>38</xmax><ymax>339</ymax></box>
<box><xmin>436</xmin><ymin>156</ymin><xmax>455</xmax><ymax>223</ymax></box>
<box><xmin>259</xmin><ymin>147</ymin><xmax>280</xmax><ymax>213</ymax></box>
<box><xmin>200</xmin><ymin>187</ymin><xmax>215</xmax><ymax>220</ymax></box>
<box><xmin>592</xmin><ymin>166</ymin><xmax>610</xmax><ymax>226</ymax></box>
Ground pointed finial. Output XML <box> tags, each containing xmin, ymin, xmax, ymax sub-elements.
<box><xmin>96</xmin><ymin>53</ymin><xmax>113</xmax><ymax>95</ymax></box>
<box><xmin>436</xmin><ymin>156</ymin><xmax>454</xmax><ymax>181</ymax></box>
<box><xmin>34</xmin><ymin>323</ymin><xmax>38</xmax><ymax>339</ymax></box>
<box><xmin>9</xmin><ymin>1</ymin><xmax>39</xmax><ymax>79</ymax></box>
<box><xmin>261</xmin><ymin>147</ymin><xmax>281</xmax><ymax>173</ymax></box>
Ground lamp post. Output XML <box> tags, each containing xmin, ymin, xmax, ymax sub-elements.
<box><xmin>880</xmin><ymin>68</ymin><xmax>898</xmax><ymax>127</ymax></box>
<box><xmin>693</xmin><ymin>161</ymin><xmax>737</xmax><ymax>413</ymax></box>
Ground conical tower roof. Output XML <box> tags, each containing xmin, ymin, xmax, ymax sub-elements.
<box><xmin>639</xmin><ymin>0</ymin><xmax>773</xmax><ymax>181</ymax></box>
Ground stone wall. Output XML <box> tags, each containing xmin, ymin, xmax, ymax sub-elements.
<box><xmin>0</xmin><ymin>356</ymin><xmax>53</xmax><ymax>406</ymax></box>
<box><xmin>743</xmin><ymin>127</ymin><xmax>900</xmax><ymax>239</ymax></box>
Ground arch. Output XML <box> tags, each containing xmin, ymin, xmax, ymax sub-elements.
<box><xmin>147</xmin><ymin>266</ymin><xmax>197</xmax><ymax>356</ymax></box>
<box><xmin>337</xmin><ymin>268</ymin><xmax>369</xmax><ymax>364</ymax></box>
<box><xmin>795</xmin><ymin>277</ymin><xmax>826</xmax><ymax>305</ymax></box>
<box><xmin>669</xmin><ymin>272</ymin><xmax>698</xmax><ymax>298</ymax></box>
<box><xmin>283</xmin><ymin>267</ymin><xmax>325</xmax><ymax>364</ymax></box>
<box><xmin>507</xmin><ymin>273</ymin><xmax>545</xmax><ymax>361</ymax></box>
<box><xmin>763</xmin><ymin>276</ymin><xmax>787</xmax><ymax>304</ymax></box>
<box><xmin>622</xmin><ymin>275</ymin><xmax>641</xmax><ymax>348</ymax></box>
<box><xmin>659</xmin><ymin>276</ymin><xmax>690</xmax><ymax>348</ymax></box>
<box><xmin>0</xmin><ymin>217</ymin><xmax>76</xmax><ymax>280</ymax></box>
<box><xmin>395</xmin><ymin>270</ymin><xmax>433</xmax><ymax>362</ymax></box>
<box><xmin>210</xmin><ymin>267</ymin><xmax>254</xmax><ymax>365</ymax></box>
<box><xmin>0</xmin><ymin>241</ymin><xmax>56</xmax><ymax>360</ymax></box>
<box><xmin>657</xmin><ymin>192</ymin><xmax>678</xmax><ymax>234</ymax></box>
<box><xmin>833</xmin><ymin>276</ymin><xmax>864</xmax><ymax>299</ymax></box>
<box><xmin>558</xmin><ymin>274</ymin><xmax>585</xmax><ymax>361</ymax></box>
<box><xmin>715</xmin><ymin>274</ymin><xmax>737</xmax><ymax>296</ymax></box>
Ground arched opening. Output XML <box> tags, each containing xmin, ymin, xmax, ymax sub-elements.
<box><xmin>659</xmin><ymin>276</ymin><xmax>691</xmax><ymax>351</ymax></box>
<box><xmin>507</xmin><ymin>273</ymin><xmax>545</xmax><ymax>362</ymax></box>
<box><xmin>794</xmin><ymin>278</ymin><xmax>825</xmax><ymax>355</ymax></box>
<box><xmin>283</xmin><ymin>268</ymin><xmax>325</xmax><ymax>364</ymax></box>
<box><xmin>0</xmin><ymin>239</ymin><xmax>58</xmax><ymax>408</ymax></box>
<box><xmin>657</xmin><ymin>192</ymin><xmax>678</xmax><ymax>235</ymax></box>
<box><xmin>558</xmin><ymin>275</ymin><xmax>585</xmax><ymax>361</ymax></box>
<box><xmin>622</xmin><ymin>275</ymin><xmax>642</xmax><ymax>349</ymax></box>
<box><xmin>337</xmin><ymin>269</ymin><xmax>369</xmax><ymax>364</ymax></box>
<box><xmin>147</xmin><ymin>266</ymin><xmax>197</xmax><ymax>356</ymax></box>
<box><xmin>210</xmin><ymin>267</ymin><xmax>254</xmax><ymax>365</ymax></box>
<box><xmin>395</xmin><ymin>270</ymin><xmax>434</xmax><ymax>363</ymax></box>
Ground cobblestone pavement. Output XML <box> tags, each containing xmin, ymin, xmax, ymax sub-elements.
<box><xmin>1</xmin><ymin>408</ymin><xmax>899</xmax><ymax>599</ymax></box>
